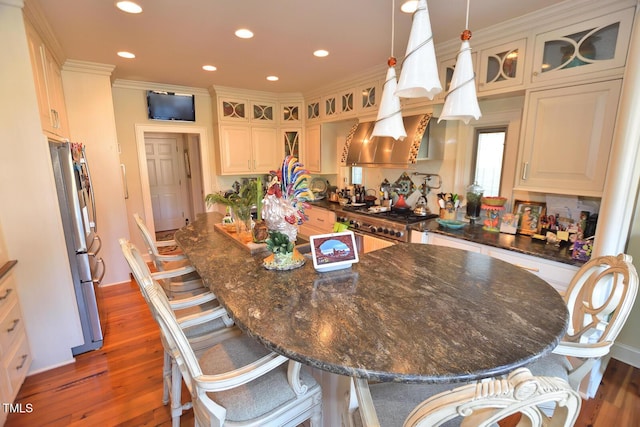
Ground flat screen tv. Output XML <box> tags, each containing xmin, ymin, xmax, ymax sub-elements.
<box><xmin>147</xmin><ymin>90</ymin><xmax>195</xmax><ymax>122</ymax></box>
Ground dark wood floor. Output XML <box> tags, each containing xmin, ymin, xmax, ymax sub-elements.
<box><xmin>5</xmin><ymin>279</ymin><xmax>640</xmax><ymax>426</ymax></box>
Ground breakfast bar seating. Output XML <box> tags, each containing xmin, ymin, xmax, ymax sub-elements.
<box><xmin>174</xmin><ymin>212</ymin><xmax>571</xmax><ymax>425</ymax></box>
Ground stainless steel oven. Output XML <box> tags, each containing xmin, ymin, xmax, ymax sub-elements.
<box><xmin>336</xmin><ymin>208</ymin><xmax>437</xmax><ymax>254</ymax></box>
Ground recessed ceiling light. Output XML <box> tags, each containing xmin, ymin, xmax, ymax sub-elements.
<box><xmin>235</xmin><ymin>29</ymin><xmax>254</xmax><ymax>39</ymax></box>
<box><xmin>401</xmin><ymin>0</ymin><xmax>418</xmax><ymax>13</ymax></box>
<box><xmin>202</xmin><ymin>65</ymin><xmax>217</xmax><ymax>71</ymax></box>
<box><xmin>266</xmin><ymin>76</ymin><xmax>279</xmax><ymax>82</ymax></box>
<box><xmin>117</xmin><ymin>51</ymin><xmax>136</xmax><ymax>59</ymax></box>
<box><xmin>313</xmin><ymin>50</ymin><xmax>329</xmax><ymax>58</ymax></box>
<box><xmin>116</xmin><ymin>1</ymin><xmax>142</xmax><ymax>14</ymax></box>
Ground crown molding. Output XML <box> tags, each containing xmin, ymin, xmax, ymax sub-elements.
<box><xmin>112</xmin><ymin>79</ymin><xmax>211</xmax><ymax>96</ymax></box>
<box><xmin>63</xmin><ymin>60</ymin><xmax>115</xmax><ymax>76</ymax></box>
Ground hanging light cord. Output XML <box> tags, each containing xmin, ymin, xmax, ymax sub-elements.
<box><xmin>444</xmin><ymin>0</ymin><xmax>476</xmax><ymax>101</ymax></box>
<box><xmin>391</xmin><ymin>0</ymin><xmax>395</xmax><ymax>58</ymax></box>
<box><xmin>465</xmin><ymin>0</ymin><xmax>470</xmax><ymax>30</ymax></box>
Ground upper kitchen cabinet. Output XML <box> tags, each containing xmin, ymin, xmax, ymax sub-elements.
<box><xmin>306</xmin><ymin>98</ymin><xmax>321</xmax><ymax>121</ymax></box>
<box><xmin>218</xmin><ymin>97</ymin><xmax>249</xmax><ymax>122</ymax></box>
<box><xmin>303</xmin><ymin>121</ymin><xmax>354</xmax><ymax>174</ymax></box>
<box><xmin>515</xmin><ymin>79</ymin><xmax>622</xmax><ymax>197</ymax></box>
<box><xmin>217</xmin><ymin>125</ymin><xmax>282</xmax><ymax>175</ymax></box>
<box><xmin>24</xmin><ymin>18</ymin><xmax>69</xmax><ymax>139</ymax></box>
<box><xmin>530</xmin><ymin>8</ymin><xmax>633</xmax><ymax>85</ymax></box>
<box><xmin>280</xmin><ymin>102</ymin><xmax>302</xmax><ymax>124</ymax></box>
<box><xmin>211</xmin><ymin>86</ymin><xmax>303</xmax><ymax>175</ymax></box>
<box><xmin>478</xmin><ymin>39</ymin><xmax>526</xmax><ymax>94</ymax></box>
<box><xmin>250</xmin><ymin>101</ymin><xmax>275</xmax><ymax>123</ymax></box>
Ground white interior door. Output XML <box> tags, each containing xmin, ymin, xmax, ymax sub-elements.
<box><xmin>145</xmin><ymin>135</ymin><xmax>186</xmax><ymax>231</ymax></box>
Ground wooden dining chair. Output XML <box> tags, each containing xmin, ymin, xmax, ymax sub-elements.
<box><xmin>528</xmin><ymin>253</ymin><xmax>638</xmax><ymax>396</ymax></box>
<box><xmin>133</xmin><ymin>212</ymin><xmax>205</xmax><ymax>297</ymax></box>
<box><xmin>119</xmin><ymin>238</ymin><xmax>238</xmax><ymax>427</ymax></box>
<box><xmin>348</xmin><ymin>368</ymin><xmax>581</xmax><ymax>427</ymax></box>
<box><xmin>148</xmin><ymin>281</ymin><xmax>323</xmax><ymax>427</ymax></box>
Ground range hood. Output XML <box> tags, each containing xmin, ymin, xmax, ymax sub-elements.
<box><xmin>343</xmin><ymin>114</ymin><xmax>440</xmax><ymax>167</ymax></box>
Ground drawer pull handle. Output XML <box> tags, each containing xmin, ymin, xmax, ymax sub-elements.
<box><xmin>7</xmin><ymin>318</ymin><xmax>20</xmax><ymax>333</ymax></box>
<box><xmin>316</xmin><ymin>218</ymin><xmax>325</xmax><ymax>222</ymax></box>
<box><xmin>0</xmin><ymin>288</ymin><xmax>12</xmax><ymax>301</ymax></box>
<box><xmin>515</xmin><ymin>263</ymin><xmax>539</xmax><ymax>272</ymax></box>
<box><xmin>16</xmin><ymin>354</ymin><xmax>28</xmax><ymax>371</ymax></box>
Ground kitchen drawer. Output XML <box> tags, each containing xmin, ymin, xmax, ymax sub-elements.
<box><xmin>0</xmin><ymin>274</ymin><xmax>17</xmax><ymax>313</ymax></box>
<box><xmin>484</xmin><ymin>246</ymin><xmax>578</xmax><ymax>294</ymax></box>
<box><xmin>428</xmin><ymin>234</ymin><xmax>483</xmax><ymax>253</ymax></box>
<box><xmin>305</xmin><ymin>207</ymin><xmax>336</xmax><ymax>232</ymax></box>
<box><xmin>0</xmin><ymin>299</ymin><xmax>25</xmax><ymax>354</ymax></box>
<box><xmin>300</xmin><ymin>207</ymin><xmax>336</xmax><ymax>239</ymax></box>
<box><xmin>3</xmin><ymin>333</ymin><xmax>31</xmax><ymax>398</ymax></box>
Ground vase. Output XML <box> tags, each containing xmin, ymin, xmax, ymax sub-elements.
<box><xmin>233</xmin><ymin>207</ymin><xmax>253</xmax><ymax>244</ymax></box>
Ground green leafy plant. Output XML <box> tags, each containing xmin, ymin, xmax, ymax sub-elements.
<box><xmin>205</xmin><ymin>180</ymin><xmax>258</xmax><ymax>216</ymax></box>
<box><xmin>265</xmin><ymin>230</ymin><xmax>294</xmax><ymax>255</ymax></box>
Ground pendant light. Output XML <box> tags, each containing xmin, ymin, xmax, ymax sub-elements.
<box><xmin>395</xmin><ymin>0</ymin><xmax>442</xmax><ymax>99</ymax></box>
<box><xmin>439</xmin><ymin>0</ymin><xmax>481</xmax><ymax>123</ymax></box>
<box><xmin>371</xmin><ymin>0</ymin><xmax>407</xmax><ymax>140</ymax></box>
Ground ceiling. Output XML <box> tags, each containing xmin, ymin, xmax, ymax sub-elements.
<box><xmin>31</xmin><ymin>0</ymin><xmax>565</xmax><ymax>93</ymax></box>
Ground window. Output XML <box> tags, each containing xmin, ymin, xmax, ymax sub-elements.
<box><xmin>351</xmin><ymin>166</ymin><xmax>363</xmax><ymax>185</ymax></box>
<box><xmin>472</xmin><ymin>128</ymin><xmax>506</xmax><ymax>197</ymax></box>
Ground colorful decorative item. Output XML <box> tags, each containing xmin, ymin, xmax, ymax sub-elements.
<box><xmin>261</xmin><ymin>156</ymin><xmax>314</xmax><ymax>270</ymax></box>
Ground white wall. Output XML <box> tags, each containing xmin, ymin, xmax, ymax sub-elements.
<box><xmin>111</xmin><ymin>82</ymin><xmax>216</xmax><ymax>253</ymax></box>
<box><xmin>61</xmin><ymin>61</ymin><xmax>131</xmax><ymax>285</ymax></box>
<box><xmin>0</xmin><ymin>1</ymin><xmax>83</xmax><ymax>373</ymax></box>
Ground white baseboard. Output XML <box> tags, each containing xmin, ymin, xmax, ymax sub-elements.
<box><xmin>610</xmin><ymin>342</ymin><xmax>640</xmax><ymax>368</ymax></box>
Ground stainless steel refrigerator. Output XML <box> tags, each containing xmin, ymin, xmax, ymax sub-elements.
<box><xmin>49</xmin><ymin>140</ymin><xmax>105</xmax><ymax>355</ymax></box>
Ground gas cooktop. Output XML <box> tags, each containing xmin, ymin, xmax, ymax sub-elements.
<box><xmin>341</xmin><ymin>206</ymin><xmax>439</xmax><ymax>225</ymax></box>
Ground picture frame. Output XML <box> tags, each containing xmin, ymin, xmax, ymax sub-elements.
<box><xmin>513</xmin><ymin>200</ymin><xmax>546</xmax><ymax>235</ymax></box>
<box><xmin>310</xmin><ymin>231</ymin><xmax>359</xmax><ymax>272</ymax></box>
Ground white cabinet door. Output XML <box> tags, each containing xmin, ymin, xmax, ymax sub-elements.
<box><xmin>515</xmin><ymin>79</ymin><xmax>621</xmax><ymax>197</ymax></box>
<box><xmin>252</xmin><ymin>127</ymin><xmax>281</xmax><ymax>173</ymax></box>
<box><xmin>219</xmin><ymin>125</ymin><xmax>252</xmax><ymax>174</ymax></box>
<box><xmin>303</xmin><ymin>125</ymin><xmax>321</xmax><ymax>173</ymax></box>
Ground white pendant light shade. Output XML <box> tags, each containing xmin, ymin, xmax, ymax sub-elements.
<box><xmin>439</xmin><ymin>40</ymin><xmax>481</xmax><ymax>124</ymax></box>
<box><xmin>372</xmin><ymin>64</ymin><xmax>407</xmax><ymax>140</ymax></box>
<box><xmin>395</xmin><ymin>0</ymin><xmax>442</xmax><ymax>99</ymax></box>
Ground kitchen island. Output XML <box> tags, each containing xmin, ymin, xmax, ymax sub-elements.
<box><xmin>175</xmin><ymin>212</ymin><xmax>568</xmax><ymax>384</ymax></box>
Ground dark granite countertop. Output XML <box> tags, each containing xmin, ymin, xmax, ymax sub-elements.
<box><xmin>309</xmin><ymin>200</ymin><xmax>584</xmax><ymax>267</ymax></box>
<box><xmin>175</xmin><ymin>212</ymin><xmax>568</xmax><ymax>384</ymax></box>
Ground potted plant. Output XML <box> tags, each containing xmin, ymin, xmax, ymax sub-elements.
<box><xmin>205</xmin><ymin>181</ymin><xmax>257</xmax><ymax>243</ymax></box>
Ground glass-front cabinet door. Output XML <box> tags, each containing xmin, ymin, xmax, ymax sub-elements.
<box><xmin>281</xmin><ymin>103</ymin><xmax>301</xmax><ymax>123</ymax></box>
<box><xmin>340</xmin><ymin>90</ymin><xmax>354</xmax><ymax>115</ymax></box>
<box><xmin>251</xmin><ymin>102</ymin><xmax>274</xmax><ymax>122</ymax></box>
<box><xmin>306</xmin><ymin>99</ymin><xmax>320</xmax><ymax>121</ymax></box>
<box><xmin>282</xmin><ymin>129</ymin><xmax>300</xmax><ymax>159</ymax></box>
<box><xmin>478</xmin><ymin>39</ymin><xmax>526</xmax><ymax>93</ymax></box>
<box><xmin>220</xmin><ymin>98</ymin><xmax>248</xmax><ymax>121</ymax></box>
<box><xmin>531</xmin><ymin>8</ymin><xmax>633</xmax><ymax>83</ymax></box>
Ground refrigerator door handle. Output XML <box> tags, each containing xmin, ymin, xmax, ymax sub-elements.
<box><xmin>81</xmin><ymin>147</ymin><xmax>98</xmax><ymax>232</ymax></box>
<box><xmin>93</xmin><ymin>258</ymin><xmax>105</xmax><ymax>285</ymax></box>
<box><xmin>88</xmin><ymin>235</ymin><xmax>102</xmax><ymax>257</ymax></box>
